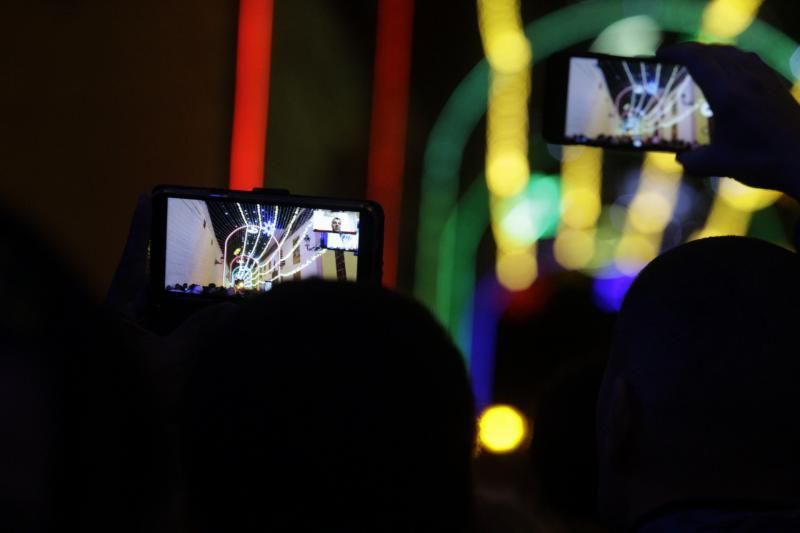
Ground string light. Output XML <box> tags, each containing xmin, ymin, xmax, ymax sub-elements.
<box><xmin>270</xmin><ymin>249</ymin><xmax>328</xmax><ymax>281</ymax></box>
<box><xmin>479</xmin><ymin>0</ymin><xmax>536</xmax><ymax>292</ymax></box>
<box><xmin>256</xmin><ymin>221</ymin><xmax>313</xmax><ymax>276</ymax></box>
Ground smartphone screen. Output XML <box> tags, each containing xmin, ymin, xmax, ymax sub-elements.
<box><xmin>563</xmin><ymin>56</ymin><xmax>713</xmax><ymax>150</ymax></box>
<box><xmin>164</xmin><ymin>197</ymin><xmax>362</xmax><ymax>296</ymax></box>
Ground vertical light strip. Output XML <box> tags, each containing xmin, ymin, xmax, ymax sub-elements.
<box><xmin>554</xmin><ymin>146</ymin><xmax>603</xmax><ymax>269</ymax></box>
<box><xmin>478</xmin><ymin>0</ymin><xmax>535</xmax><ymax>292</ymax></box>
<box><xmin>366</xmin><ymin>0</ymin><xmax>415</xmax><ymax>288</ymax></box>
<box><xmin>229</xmin><ymin>0</ymin><xmax>275</xmax><ymax>191</ymax></box>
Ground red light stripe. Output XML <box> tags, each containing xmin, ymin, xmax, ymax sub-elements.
<box><xmin>367</xmin><ymin>0</ymin><xmax>415</xmax><ymax>288</ymax></box>
<box><xmin>229</xmin><ymin>0</ymin><xmax>274</xmax><ymax>191</ymax></box>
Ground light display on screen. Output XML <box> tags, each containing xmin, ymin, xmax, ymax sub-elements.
<box><xmin>565</xmin><ymin>56</ymin><xmax>713</xmax><ymax>150</ymax></box>
<box><xmin>165</xmin><ymin>198</ymin><xmax>360</xmax><ymax>296</ymax></box>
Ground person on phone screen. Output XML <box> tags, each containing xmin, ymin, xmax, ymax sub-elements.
<box><xmin>326</xmin><ymin>216</ymin><xmax>359</xmax><ymax>251</ymax></box>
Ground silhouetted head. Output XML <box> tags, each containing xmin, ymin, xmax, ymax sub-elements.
<box><xmin>182</xmin><ymin>280</ymin><xmax>475</xmax><ymax>532</ymax></box>
<box><xmin>597</xmin><ymin>237</ymin><xmax>800</xmax><ymax>529</ymax></box>
<box><xmin>0</xmin><ymin>209</ymin><xmax>162</xmax><ymax>532</ymax></box>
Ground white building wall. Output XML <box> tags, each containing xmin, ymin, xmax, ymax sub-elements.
<box><xmin>565</xmin><ymin>58</ymin><xmax>621</xmax><ymax>138</ymax></box>
<box><xmin>165</xmin><ymin>199</ymin><xmax>224</xmax><ymax>287</ymax></box>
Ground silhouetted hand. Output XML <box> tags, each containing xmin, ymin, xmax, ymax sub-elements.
<box><xmin>106</xmin><ymin>194</ymin><xmax>152</xmax><ymax>323</ymax></box>
<box><xmin>658</xmin><ymin>43</ymin><xmax>800</xmax><ymax>200</ymax></box>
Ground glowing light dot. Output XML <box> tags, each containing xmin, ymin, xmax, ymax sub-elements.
<box><xmin>496</xmin><ymin>248</ymin><xmax>537</xmax><ymax>292</ymax></box>
<box><xmin>478</xmin><ymin>404</ymin><xmax>529</xmax><ymax>454</ymax></box>
<box><xmin>487</xmin><ymin>153</ymin><xmax>529</xmax><ymax>198</ymax></box>
<box><xmin>554</xmin><ymin>228</ymin><xmax>595</xmax><ymax>270</ymax></box>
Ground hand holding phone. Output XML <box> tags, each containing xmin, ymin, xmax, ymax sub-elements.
<box><xmin>659</xmin><ymin>43</ymin><xmax>800</xmax><ymax>200</ymax></box>
<box><xmin>544</xmin><ymin>52</ymin><xmax>713</xmax><ymax>152</ymax></box>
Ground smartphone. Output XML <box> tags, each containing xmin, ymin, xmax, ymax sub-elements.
<box><xmin>543</xmin><ymin>53</ymin><xmax>713</xmax><ymax>152</ymax></box>
<box><xmin>150</xmin><ymin>186</ymin><xmax>384</xmax><ymax>304</ymax></box>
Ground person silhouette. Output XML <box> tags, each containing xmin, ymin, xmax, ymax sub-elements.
<box><xmin>181</xmin><ymin>280</ymin><xmax>476</xmax><ymax>532</ymax></box>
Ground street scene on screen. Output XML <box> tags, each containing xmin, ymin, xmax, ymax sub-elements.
<box><xmin>165</xmin><ymin>198</ymin><xmax>359</xmax><ymax>295</ymax></box>
<box><xmin>565</xmin><ymin>56</ymin><xmax>713</xmax><ymax>150</ymax></box>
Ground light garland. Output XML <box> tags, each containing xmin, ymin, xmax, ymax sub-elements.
<box><xmin>269</xmin><ymin>249</ymin><xmax>328</xmax><ymax>281</ymax></box>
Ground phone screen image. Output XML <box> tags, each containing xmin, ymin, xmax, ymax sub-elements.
<box><xmin>565</xmin><ymin>56</ymin><xmax>713</xmax><ymax>150</ymax></box>
<box><xmin>165</xmin><ymin>198</ymin><xmax>361</xmax><ymax>296</ymax></box>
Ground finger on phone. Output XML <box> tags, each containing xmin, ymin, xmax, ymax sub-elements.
<box><xmin>676</xmin><ymin>145</ymin><xmax>729</xmax><ymax>177</ymax></box>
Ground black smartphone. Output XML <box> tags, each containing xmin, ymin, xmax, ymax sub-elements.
<box><xmin>150</xmin><ymin>186</ymin><xmax>384</xmax><ymax>305</ymax></box>
<box><xmin>543</xmin><ymin>52</ymin><xmax>713</xmax><ymax>152</ymax></box>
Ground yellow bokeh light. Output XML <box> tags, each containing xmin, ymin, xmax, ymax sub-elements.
<box><xmin>615</xmin><ymin>234</ymin><xmax>658</xmax><ymax>275</ymax></box>
<box><xmin>628</xmin><ymin>191</ymin><xmax>673</xmax><ymax>234</ymax></box>
<box><xmin>554</xmin><ymin>228</ymin><xmax>596</xmax><ymax>270</ymax></box>
<box><xmin>561</xmin><ymin>188</ymin><xmax>602</xmax><ymax>230</ymax></box>
<box><xmin>718</xmin><ymin>178</ymin><xmax>781</xmax><ymax>212</ymax></box>
<box><xmin>702</xmin><ymin>0</ymin><xmax>764</xmax><ymax>40</ymax></box>
<box><xmin>486</xmin><ymin>32</ymin><xmax>532</xmax><ymax>73</ymax></box>
<box><xmin>496</xmin><ymin>247</ymin><xmax>537</xmax><ymax>292</ymax></box>
<box><xmin>691</xmin><ymin>197</ymin><xmax>751</xmax><ymax>240</ymax></box>
<box><xmin>478</xmin><ymin>404</ymin><xmax>529</xmax><ymax>454</ymax></box>
<box><xmin>646</xmin><ymin>152</ymin><xmax>683</xmax><ymax>174</ymax></box>
<box><xmin>487</xmin><ymin>152</ymin><xmax>530</xmax><ymax>198</ymax></box>
<box><xmin>479</xmin><ymin>0</ymin><xmax>533</xmax><ymax>285</ymax></box>
<box><xmin>792</xmin><ymin>80</ymin><xmax>800</xmax><ymax>102</ymax></box>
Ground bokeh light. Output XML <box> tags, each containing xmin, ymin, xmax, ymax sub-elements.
<box><xmin>701</xmin><ymin>0</ymin><xmax>765</xmax><ymax>41</ymax></box>
<box><xmin>554</xmin><ymin>228</ymin><xmax>596</xmax><ymax>270</ymax></box>
<box><xmin>478</xmin><ymin>0</ymin><xmax>531</xmax><ymax>74</ymax></box>
<box><xmin>496</xmin><ymin>247</ymin><xmax>538</xmax><ymax>292</ymax></box>
<box><xmin>478</xmin><ymin>404</ymin><xmax>530</xmax><ymax>454</ymax></box>
<box><xmin>615</xmin><ymin>234</ymin><xmax>659</xmax><ymax>276</ymax></box>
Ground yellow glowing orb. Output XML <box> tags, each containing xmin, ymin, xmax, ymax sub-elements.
<box><xmin>496</xmin><ymin>248</ymin><xmax>537</xmax><ymax>292</ymax></box>
<box><xmin>487</xmin><ymin>152</ymin><xmax>530</xmax><ymax>198</ymax></box>
<box><xmin>561</xmin><ymin>188</ymin><xmax>602</xmax><ymax>230</ymax></box>
<box><xmin>554</xmin><ymin>228</ymin><xmax>595</xmax><ymax>270</ymax></box>
<box><xmin>478</xmin><ymin>404</ymin><xmax>529</xmax><ymax>454</ymax></box>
